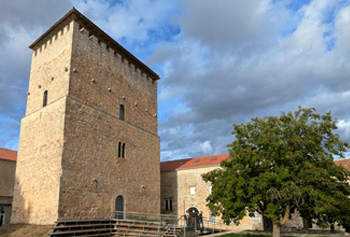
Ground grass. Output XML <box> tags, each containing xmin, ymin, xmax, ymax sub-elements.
<box><xmin>217</xmin><ymin>234</ymin><xmax>270</xmax><ymax>237</ymax></box>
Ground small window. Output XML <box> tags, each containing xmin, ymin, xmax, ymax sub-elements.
<box><xmin>165</xmin><ymin>199</ymin><xmax>172</xmax><ymax>211</ymax></box>
<box><xmin>194</xmin><ymin>160</ymin><xmax>200</xmax><ymax>163</ymax></box>
<box><xmin>190</xmin><ymin>186</ymin><xmax>195</xmax><ymax>195</ymax></box>
<box><xmin>43</xmin><ymin>90</ymin><xmax>48</xmax><ymax>107</ymax></box>
<box><xmin>211</xmin><ymin>157</ymin><xmax>217</xmax><ymax>161</ymax></box>
<box><xmin>209</xmin><ymin>185</ymin><xmax>212</xmax><ymax>194</ymax></box>
<box><xmin>119</xmin><ymin>105</ymin><xmax>124</xmax><ymax>120</ymax></box>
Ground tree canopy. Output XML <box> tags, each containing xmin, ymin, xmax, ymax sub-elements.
<box><xmin>202</xmin><ymin>107</ymin><xmax>350</xmax><ymax>237</ymax></box>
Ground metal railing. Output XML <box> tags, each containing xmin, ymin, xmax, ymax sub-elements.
<box><xmin>114</xmin><ymin>211</ymin><xmax>230</xmax><ymax>236</ymax></box>
<box><xmin>114</xmin><ymin>211</ymin><xmax>185</xmax><ymax>236</ymax></box>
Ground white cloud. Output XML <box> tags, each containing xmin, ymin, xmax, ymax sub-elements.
<box><xmin>72</xmin><ymin>0</ymin><xmax>179</xmax><ymax>46</ymax></box>
<box><xmin>1</xmin><ymin>0</ymin><xmax>350</xmax><ymax>161</ymax></box>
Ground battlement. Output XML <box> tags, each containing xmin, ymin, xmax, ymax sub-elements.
<box><xmin>32</xmin><ymin>21</ymin><xmax>72</xmax><ymax>57</ymax></box>
<box><xmin>29</xmin><ymin>8</ymin><xmax>159</xmax><ymax>81</ymax></box>
<box><xmin>76</xmin><ymin>24</ymin><xmax>155</xmax><ymax>83</ymax></box>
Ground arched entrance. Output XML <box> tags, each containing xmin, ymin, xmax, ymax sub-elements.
<box><xmin>115</xmin><ymin>195</ymin><xmax>124</xmax><ymax>219</ymax></box>
<box><xmin>186</xmin><ymin>207</ymin><xmax>199</xmax><ymax>227</ymax></box>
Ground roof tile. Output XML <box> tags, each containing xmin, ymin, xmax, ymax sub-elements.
<box><xmin>334</xmin><ymin>158</ymin><xmax>350</xmax><ymax>171</ymax></box>
<box><xmin>160</xmin><ymin>154</ymin><xmax>229</xmax><ymax>171</ymax></box>
<box><xmin>0</xmin><ymin>148</ymin><xmax>17</xmax><ymax>161</ymax></box>
<box><xmin>161</xmin><ymin>155</ymin><xmax>350</xmax><ymax>172</ymax></box>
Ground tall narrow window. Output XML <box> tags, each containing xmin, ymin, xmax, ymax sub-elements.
<box><xmin>118</xmin><ymin>142</ymin><xmax>122</xmax><ymax>158</ymax></box>
<box><xmin>165</xmin><ymin>199</ymin><xmax>173</xmax><ymax>211</ymax></box>
<box><xmin>119</xmin><ymin>105</ymin><xmax>124</xmax><ymax>120</ymax></box>
<box><xmin>43</xmin><ymin>90</ymin><xmax>48</xmax><ymax>107</ymax></box>
<box><xmin>118</xmin><ymin>142</ymin><xmax>125</xmax><ymax>159</ymax></box>
<box><xmin>122</xmin><ymin>143</ymin><xmax>125</xmax><ymax>158</ymax></box>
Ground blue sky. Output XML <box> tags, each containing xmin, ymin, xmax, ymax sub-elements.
<box><xmin>1</xmin><ymin>0</ymin><xmax>350</xmax><ymax>160</ymax></box>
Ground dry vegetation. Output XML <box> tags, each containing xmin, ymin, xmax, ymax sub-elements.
<box><xmin>0</xmin><ymin>224</ymin><xmax>52</xmax><ymax>237</ymax></box>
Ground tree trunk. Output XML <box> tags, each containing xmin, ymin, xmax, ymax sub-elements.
<box><xmin>272</xmin><ymin>222</ymin><xmax>281</xmax><ymax>237</ymax></box>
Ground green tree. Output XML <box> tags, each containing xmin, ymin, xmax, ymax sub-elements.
<box><xmin>202</xmin><ymin>107</ymin><xmax>350</xmax><ymax>237</ymax></box>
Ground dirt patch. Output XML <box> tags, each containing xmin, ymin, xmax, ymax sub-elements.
<box><xmin>0</xmin><ymin>224</ymin><xmax>52</xmax><ymax>237</ymax></box>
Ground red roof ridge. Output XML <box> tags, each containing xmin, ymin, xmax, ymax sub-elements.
<box><xmin>0</xmin><ymin>147</ymin><xmax>17</xmax><ymax>161</ymax></box>
<box><xmin>160</xmin><ymin>154</ymin><xmax>229</xmax><ymax>171</ymax></box>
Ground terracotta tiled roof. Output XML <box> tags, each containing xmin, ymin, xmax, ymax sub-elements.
<box><xmin>160</xmin><ymin>154</ymin><xmax>229</xmax><ymax>171</ymax></box>
<box><xmin>0</xmin><ymin>148</ymin><xmax>17</xmax><ymax>161</ymax></box>
<box><xmin>161</xmin><ymin>155</ymin><xmax>350</xmax><ymax>172</ymax></box>
<box><xmin>334</xmin><ymin>158</ymin><xmax>350</xmax><ymax>171</ymax></box>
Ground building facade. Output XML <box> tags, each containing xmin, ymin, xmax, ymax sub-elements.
<box><xmin>11</xmin><ymin>8</ymin><xmax>160</xmax><ymax>224</ymax></box>
<box><xmin>0</xmin><ymin>148</ymin><xmax>17</xmax><ymax>226</ymax></box>
<box><xmin>160</xmin><ymin>154</ymin><xmax>263</xmax><ymax>231</ymax></box>
<box><xmin>161</xmin><ymin>154</ymin><xmax>350</xmax><ymax>231</ymax></box>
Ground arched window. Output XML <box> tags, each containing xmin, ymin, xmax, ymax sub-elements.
<box><xmin>43</xmin><ymin>90</ymin><xmax>48</xmax><ymax>107</ymax></box>
<box><xmin>119</xmin><ymin>104</ymin><xmax>124</xmax><ymax>121</ymax></box>
<box><xmin>115</xmin><ymin>195</ymin><xmax>124</xmax><ymax>219</ymax></box>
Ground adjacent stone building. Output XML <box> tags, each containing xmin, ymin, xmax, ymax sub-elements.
<box><xmin>0</xmin><ymin>148</ymin><xmax>17</xmax><ymax>226</ymax></box>
<box><xmin>160</xmin><ymin>154</ymin><xmax>263</xmax><ymax>231</ymax></box>
<box><xmin>161</xmin><ymin>154</ymin><xmax>350</xmax><ymax>231</ymax></box>
<box><xmin>11</xmin><ymin>8</ymin><xmax>160</xmax><ymax>224</ymax></box>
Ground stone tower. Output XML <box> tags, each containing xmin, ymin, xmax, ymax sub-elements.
<box><xmin>12</xmin><ymin>8</ymin><xmax>160</xmax><ymax>224</ymax></box>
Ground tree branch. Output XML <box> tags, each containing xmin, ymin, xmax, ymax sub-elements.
<box><xmin>280</xmin><ymin>204</ymin><xmax>290</xmax><ymax>226</ymax></box>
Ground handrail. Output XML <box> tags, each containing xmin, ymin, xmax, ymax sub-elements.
<box><xmin>161</xmin><ymin>215</ymin><xmax>186</xmax><ymax>237</ymax></box>
<box><xmin>114</xmin><ymin>211</ymin><xmax>229</xmax><ymax>236</ymax></box>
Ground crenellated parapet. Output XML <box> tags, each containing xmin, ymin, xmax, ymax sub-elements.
<box><xmin>76</xmin><ymin>23</ymin><xmax>156</xmax><ymax>86</ymax></box>
<box><xmin>30</xmin><ymin>8</ymin><xmax>159</xmax><ymax>81</ymax></box>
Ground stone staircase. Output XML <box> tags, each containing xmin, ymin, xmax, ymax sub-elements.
<box><xmin>49</xmin><ymin>219</ymin><xmax>116</xmax><ymax>236</ymax></box>
<box><xmin>162</xmin><ymin>226</ymin><xmax>184</xmax><ymax>237</ymax></box>
<box><xmin>113</xmin><ymin>219</ymin><xmax>166</xmax><ymax>236</ymax></box>
<box><xmin>49</xmin><ymin>218</ymin><xmax>185</xmax><ymax>236</ymax></box>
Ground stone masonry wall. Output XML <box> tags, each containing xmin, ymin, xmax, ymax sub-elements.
<box><xmin>26</xmin><ymin>19</ymin><xmax>73</xmax><ymax>115</ymax></box>
<box><xmin>0</xmin><ymin>159</ymin><xmax>16</xmax><ymax>225</ymax></box>
<box><xmin>11</xmin><ymin>98</ymin><xmax>67</xmax><ymax>224</ymax></box>
<box><xmin>56</xmin><ymin>20</ymin><xmax>160</xmax><ymax>219</ymax></box>
<box><xmin>160</xmin><ymin>171</ymin><xmax>178</xmax><ymax>215</ymax></box>
<box><xmin>0</xmin><ymin>197</ymin><xmax>13</xmax><ymax>225</ymax></box>
<box><xmin>11</xmin><ymin>20</ymin><xmax>73</xmax><ymax>224</ymax></box>
<box><xmin>0</xmin><ymin>159</ymin><xmax>16</xmax><ymax>196</ymax></box>
<box><xmin>69</xmin><ymin>21</ymin><xmax>158</xmax><ymax>135</ymax></box>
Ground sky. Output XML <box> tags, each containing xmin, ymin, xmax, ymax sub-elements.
<box><xmin>1</xmin><ymin>0</ymin><xmax>350</xmax><ymax>161</ymax></box>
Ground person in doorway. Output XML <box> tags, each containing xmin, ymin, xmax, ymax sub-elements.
<box><xmin>198</xmin><ymin>211</ymin><xmax>204</xmax><ymax>228</ymax></box>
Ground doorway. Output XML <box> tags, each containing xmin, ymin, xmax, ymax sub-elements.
<box><xmin>186</xmin><ymin>207</ymin><xmax>199</xmax><ymax>226</ymax></box>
